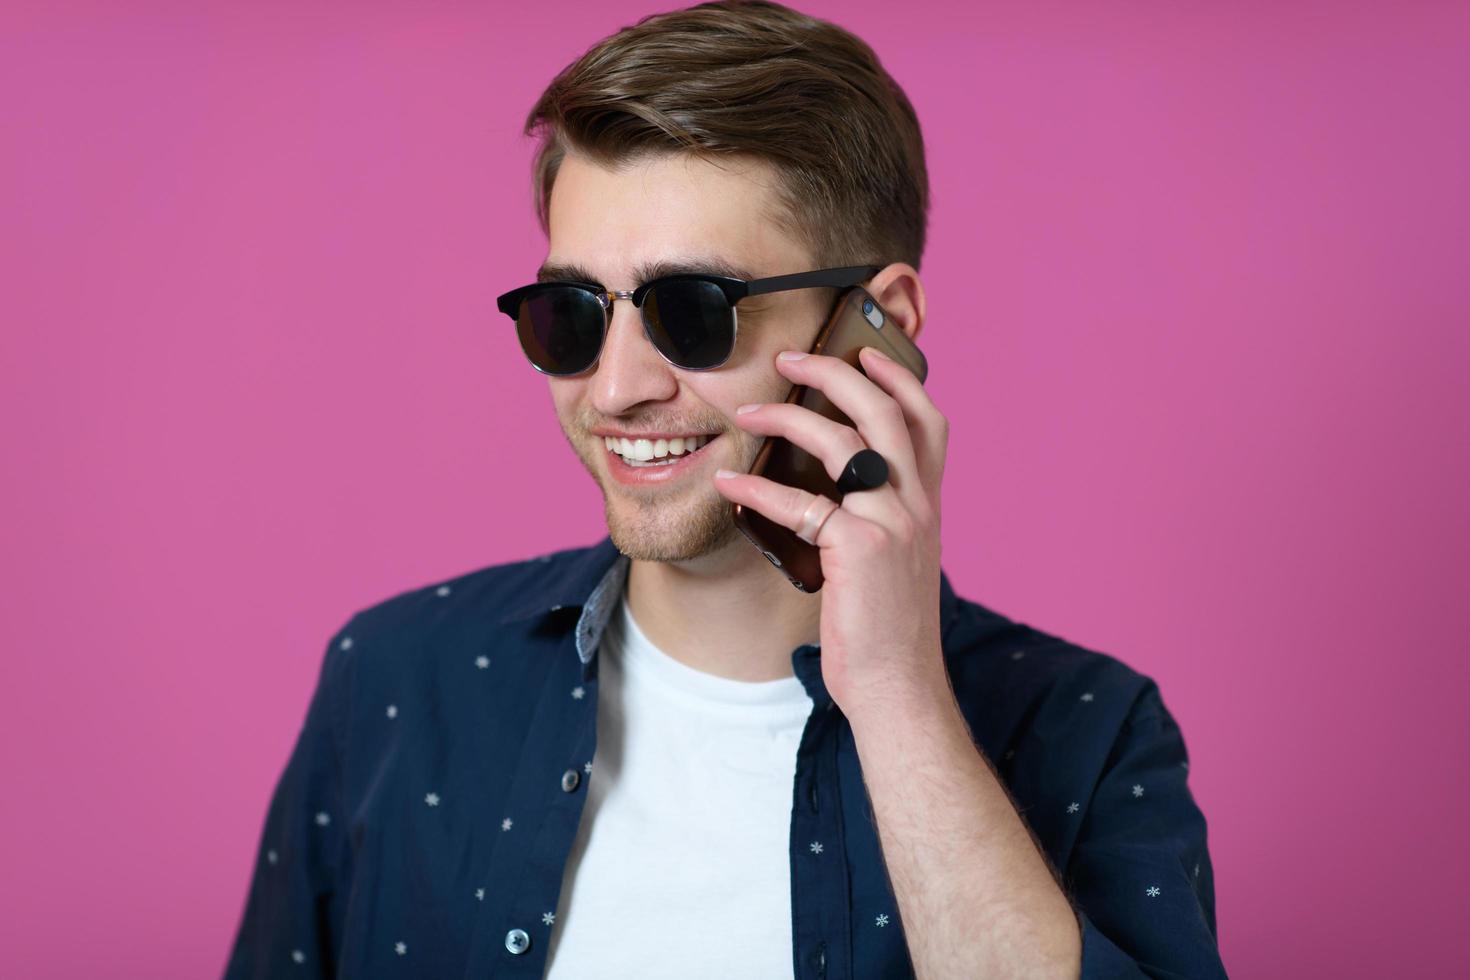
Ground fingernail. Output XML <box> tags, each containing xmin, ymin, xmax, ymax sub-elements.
<box><xmin>736</xmin><ymin>403</ymin><xmax>761</xmax><ymax>414</ymax></box>
<box><xmin>778</xmin><ymin>350</ymin><xmax>807</xmax><ymax>361</ymax></box>
<box><xmin>863</xmin><ymin>346</ymin><xmax>892</xmax><ymax>362</ymax></box>
<box><xmin>715</xmin><ymin>469</ymin><xmax>738</xmax><ymax>479</ymax></box>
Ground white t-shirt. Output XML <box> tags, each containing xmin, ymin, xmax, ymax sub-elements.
<box><xmin>544</xmin><ymin>590</ymin><xmax>816</xmax><ymax>979</ymax></box>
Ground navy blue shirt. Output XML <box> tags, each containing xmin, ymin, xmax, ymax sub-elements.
<box><xmin>224</xmin><ymin>536</ymin><xmax>1226</xmax><ymax>978</ymax></box>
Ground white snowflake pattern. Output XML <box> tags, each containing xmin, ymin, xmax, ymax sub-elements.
<box><xmin>394</xmin><ymin>941</ymin><xmax>407</xmax><ymax>955</ymax></box>
<box><xmin>542</xmin><ymin>911</ymin><xmax>556</xmax><ymax>926</ymax></box>
<box><xmin>436</xmin><ymin>585</ymin><xmax>451</xmax><ymax>597</ymax></box>
<box><xmin>475</xmin><ymin>887</ymin><xmax>485</xmax><ymax>901</ymax></box>
<box><xmin>425</xmin><ymin>792</ymin><xmax>440</xmax><ymax>807</ymax></box>
<box><xmin>385</xmin><ymin>704</ymin><xmax>397</xmax><ymax>719</ymax></box>
<box><xmin>501</xmin><ymin>817</ymin><xmax>513</xmax><ymax>831</ymax></box>
<box><xmin>571</xmin><ymin>686</ymin><xmax>586</xmax><ymax>700</ymax></box>
<box><xmin>1066</xmin><ymin>802</ymin><xmax>1080</xmax><ymax>814</ymax></box>
<box><xmin>315</xmin><ymin>811</ymin><xmax>330</xmax><ymax>826</ymax></box>
<box><xmin>1010</xmin><ymin>650</ymin><xmax>1026</xmax><ymax>660</ymax></box>
<box><xmin>809</xmin><ymin>841</ymin><xmax>824</xmax><ymax>855</ymax></box>
<box><xmin>291</xmin><ymin>949</ymin><xmax>305</xmax><ymax>964</ymax></box>
<box><xmin>339</xmin><ymin>636</ymin><xmax>353</xmax><ymax>651</ymax></box>
<box><xmin>475</xmin><ymin>655</ymin><xmax>490</xmax><ymax>669</ymax></box>
<box><xmin>1079</xmin><ymin>692</ymin><xmax>1094</xmax><ymax>702</ymax></box>
<box><xmin>583</xmin><ymin>761</ymin><xmax>593</xmax><ymax>774</ymax></box>
<box><xmin>1194</xmin><ymin>862</ymin><xmax>1201</xmax><ymax>878</ymax></box>
<box><xmin>266</xmin><ymin>848</ymin><xmax>278</xmax><ymax>864</ymax></box>
<box><xmin>1131</xmin><ymin>784</ymin><xmax>1144</xmax><ymax>798</ymax></box>
<box><xmin>875</xmin><ymin>914</ymin><xmax>890</xmax><ymax>927</ymax></box>
<box><xmin>1146</xmin><ymin>886</ymin><xmax>1161</xmax><ymax>898</ymax></box>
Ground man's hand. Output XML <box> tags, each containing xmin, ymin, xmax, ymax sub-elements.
<box><xmin>711</xmin><ymin>343</ymin><xmax>950</xmax><ymax>719</ymax></box>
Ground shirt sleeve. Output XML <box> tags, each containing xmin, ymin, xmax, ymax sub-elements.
<box><xmin>222</xmin><ymin>619</ymin><xmax>354</xmax><ymax>980</ymax></box>
<box><xmin>1069</xmin><ymin>681</ymin><xmax>1229</xmax><ymax>979</ymax></box>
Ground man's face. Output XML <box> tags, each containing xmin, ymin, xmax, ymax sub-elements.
<box><xmin>541</xmin><ymin>150</ymin><xmax>832</xmax><ymax>563</ymax></box>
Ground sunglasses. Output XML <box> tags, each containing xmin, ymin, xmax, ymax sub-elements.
<box><xmin>495</xmin><ymin>265</ymin><xmax>882</xmax><ymax>376</ymax></box>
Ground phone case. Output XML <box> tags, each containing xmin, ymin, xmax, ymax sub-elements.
<box><xmin>731</xmin><ymin>286</ymin><xmax>928</xmax><ymax>591</ymax></box>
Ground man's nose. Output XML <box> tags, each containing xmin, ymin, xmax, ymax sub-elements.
<box><xmin>588</xmin><ymin>300</ymin><xmax>678</xmax><ymax>415</ymax></box>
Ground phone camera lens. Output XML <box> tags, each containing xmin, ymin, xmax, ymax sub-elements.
<box><xmin>860</xmin><ymin>298</ymin><xmax>885</xmax><ymax>330</ymax></box>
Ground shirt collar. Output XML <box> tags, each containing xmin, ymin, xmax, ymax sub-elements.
<box><xmin>496</xmin><ymin>534</ymin><xmax>963</xmax><ymax>703</ymax></box>
<box><xmin>494</xmin><ymin>535</ymin><xmax>625</xmax><ymax>629</ymax></box>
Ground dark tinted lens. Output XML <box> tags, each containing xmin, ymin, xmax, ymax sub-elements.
<box><xmin>643</xmin><ymin>280</ymin><xmax>735</xmax><ymax>369</ymax></box>
<box><xmin>515</xmin><ymin>286</ymin><xmax>605</xmax><ymax>375</ymax></box>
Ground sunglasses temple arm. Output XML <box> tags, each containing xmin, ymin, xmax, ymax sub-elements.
<box><xmin>745</xmin><ymin>265</ymin><xmax>882</xmax><ymax>297</ymax></box>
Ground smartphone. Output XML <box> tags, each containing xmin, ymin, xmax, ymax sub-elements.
<box><xmin>731</xmin><ymin>286</ymin><xmax>928</xmax><ymax>592</ymax></box>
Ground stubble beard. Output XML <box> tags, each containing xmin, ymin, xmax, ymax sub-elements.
<box><xmin>566</xmin><ymin>428</ymin><xmax>759</xmax><ymax>562</ymax></box>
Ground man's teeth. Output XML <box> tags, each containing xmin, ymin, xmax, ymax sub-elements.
<box><xmin>604</xmin><ymin>434</ymin><xmax>713</xmax><ymax>462</ymax></box>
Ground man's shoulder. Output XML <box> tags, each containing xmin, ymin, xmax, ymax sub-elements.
<box><xmin>335</xmin><ymin>541</ymin><xmax>603</xmax><ymax>653</ymax></box>
<box><xmin>942</xmin><ymin>591</ymin><xmax>1160</xmax><ymax>744</ymax></box>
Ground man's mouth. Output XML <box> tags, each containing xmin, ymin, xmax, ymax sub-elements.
<box><xmin>603</xmin><ymin>433</ymin><xmax>719</xmax><ymax>468</ymax></box>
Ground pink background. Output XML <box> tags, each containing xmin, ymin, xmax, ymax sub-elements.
<box><xmin>3</xmin><ymin>1</ymin><xmax>1466</xmax><ymax>976</ymax></box>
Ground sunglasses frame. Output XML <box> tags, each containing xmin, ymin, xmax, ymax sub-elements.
<box><xmin>495</xmin><ymin>264</ymin><xmax>883</xmax><ymax>376</ymax></box>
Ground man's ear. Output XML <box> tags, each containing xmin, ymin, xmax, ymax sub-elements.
<box><xmin>864</xmin><ymin>262</ymin><xmax>926</xmax><ymax>345</ymax></box>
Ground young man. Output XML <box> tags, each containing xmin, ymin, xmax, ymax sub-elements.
<box><xmin>225</xmin><ymin>2</ymin><xmax>1226</xmax><ymax>978</ymax></box>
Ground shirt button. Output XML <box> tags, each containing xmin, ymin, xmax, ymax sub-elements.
<box><xmin>561</xmin><ymin>769</ymin><xmax>581</xmax><ymax>792</ymax></box>
<box><xmin>504</xmin><ymin>928</ymin><xmax>531</xmax><ymax>955</ymax></box>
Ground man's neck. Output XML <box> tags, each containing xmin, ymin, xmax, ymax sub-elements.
<box><xmin>623</xmin><ymin>535</ymin><xmax>822</xmax><ymax>682</ymax></box>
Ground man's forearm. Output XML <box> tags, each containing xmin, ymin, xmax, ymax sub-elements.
<box><xmin>846</xmin><ymin>669</ymin><xmax>1083</xmax><ymax>979</ymax></box>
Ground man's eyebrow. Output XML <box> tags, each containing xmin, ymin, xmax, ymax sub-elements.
<box><xmin>536</xmin><ymin>261</ymin><xmax>600</xmax><ymax>285</ymax></box>
<box><xmin>535</xmin><ymin>257</ymin><xmax>758</xmax><ymax>288</ymax></box>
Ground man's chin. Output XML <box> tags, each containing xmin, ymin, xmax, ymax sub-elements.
<box><xmin>603</xmin><ymin>494</ymin><xmax>743</xmax><ymax>563</ymax></box>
